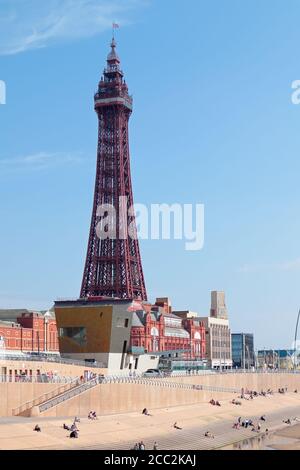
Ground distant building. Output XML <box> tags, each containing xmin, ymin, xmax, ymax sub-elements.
<box><xmin>231</xmin><ymin>333</ymin><xmax>255</xmax><ymax>369</ymax></box>
<box><xmin>175</xmin><ymin>291</ymin><xmax>232</xmax><ymax>370</ymax></box>
<box><xmin>201</xmin><ymin>291</ymin><xmax>232</xmax><ymax>369</ymax></box>
<box><xmin>200</xmin><ymin>316</ymin><xmax>232</xmax><ymax>369</ymax></box>
<box><xmin>210</xmin><ymin>291</ymin><xmax>228</xmax><ymax>319</ymax></box>
<box><xmin>0</xmin><ymin>310</ymin><xmax>59</xmax><ymax>355</ymax></box>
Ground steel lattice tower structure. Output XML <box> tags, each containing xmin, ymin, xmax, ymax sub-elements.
<box><xmin>80</xmin><ymin>38</ymin><xmax>147</xmax><ymax>300</ymax></box>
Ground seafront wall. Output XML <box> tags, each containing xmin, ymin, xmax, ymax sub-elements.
<box><xmin>41</xmin><ymin>382</ymin><xmax>229</xmax><ymax>417</ymax></box>
<box><xmin>0</xmin><ymin>371</ymin><xmax>299</xmax><ymax>417</ymax></box>
<box><xmin>0</xmin><ymin>383</ymin><xmax>55</xmax><ymax>416</ymax></box>
<box><xmin>41</xmin><ymin>372</ymin><xmax>300</xmax><ymax>418</ymax></box>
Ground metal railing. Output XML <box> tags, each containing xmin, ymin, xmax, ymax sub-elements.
<box><xmin>164</xmin><ymin>369</ymin><xmax>300</xmax><ymax>377</ymax></box>
<box><xmin>220</xmin><ymin>369</ymin><xmax>300</xmax><ymax>375</ymax></box>
<box><xmin>39</xmin><ymin>377</ymin><xmax>101</xmax><ymax>413</ymax></box>
<box><xmin>0</xmin><ymin>375</ymin><xmax>78</xmax><ymax>384</ymax></box>
<box><xmin>0</xmin><ymin>354</ymin><xmax>106</xmax><ymax>368</ymax></box>
<box><xmin>101</xmin><ymin>375</ymin><xmax>240</xmax><ymax>393</ymax></box>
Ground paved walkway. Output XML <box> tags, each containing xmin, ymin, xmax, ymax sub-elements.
<box><xmin>0</xmin><ymin>393</ymin><xmax>300</xmax><ymax>450</ymax></box>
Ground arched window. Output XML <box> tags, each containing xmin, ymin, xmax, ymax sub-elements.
<box><xmin>151</xmin><ymin>327</ymin><xmax>159</xmax><ymax>337</ymax></box>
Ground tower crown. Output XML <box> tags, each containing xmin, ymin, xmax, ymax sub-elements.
<box><xmin>94</xmin><ymin>38</ymin><xmax>132</xmax><ymax>111</ymax></box>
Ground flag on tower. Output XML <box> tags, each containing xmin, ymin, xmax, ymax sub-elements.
<box><xmin>127</xmin><ymin>300</ymin><xmax>144</xmax><ymax>312</ymax></box>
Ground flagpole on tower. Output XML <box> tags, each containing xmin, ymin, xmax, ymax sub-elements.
<box><xmin>112</xmin><ymin>22</ymin><xmax>120</xmax><ymax>39</ymax></box>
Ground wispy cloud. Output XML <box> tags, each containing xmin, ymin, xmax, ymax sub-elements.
<box><xmin>0</xmin><ymin>292</ymin><xmax>53</xmax><ymax>310</ymax></box>
<box><xmin>0</xmin><ymin>0</ymin><xmax>147</xmax><ymax>55</ymax></box>
<box><xmin>0</xmin><ymin>151</ymin><xmax>84</xmax><ymax>170</ymax></box>
<box><xmin>238</xmin><ymin>258</ymin><xmax>300</xmax><ymax>274</ymax></box>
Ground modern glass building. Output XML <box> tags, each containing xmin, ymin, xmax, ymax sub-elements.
<box><xmin>231</xmin><ymin>333</ymin><xmax>255</xmax><ymax>369</ymax></box>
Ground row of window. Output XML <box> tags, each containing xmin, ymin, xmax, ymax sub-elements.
<box><xmin>211</xmin><ymin>340</ymin><xmax>231</xmax><ymax>348</ymax></box>
<box><xmin>212</xmin><ymin>351</ymin><xmax>232</xmax><ymax>359</ymax></box>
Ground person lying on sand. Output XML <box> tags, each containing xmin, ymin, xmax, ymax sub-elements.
<box><xmin>173</xmin><ymin>422</ymin><xmax>182</xmax><ymax>430</ymax></box>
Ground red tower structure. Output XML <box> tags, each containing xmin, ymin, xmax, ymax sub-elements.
<box><xmin>81</xmin><ymin>38</ymin><xmax>147</xmax><ymax>300</ymax></box>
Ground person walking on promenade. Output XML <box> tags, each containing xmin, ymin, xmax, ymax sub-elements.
<box><xmin>153</xmin><ymin>442</ymin><xmax>158</xmax><ymax>450</ymax></box>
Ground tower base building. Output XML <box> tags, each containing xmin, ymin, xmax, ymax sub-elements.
<box><xmin>54</xmin><ymin>298</ymin><xmax>158</xmax><ymax>374</ymax></box>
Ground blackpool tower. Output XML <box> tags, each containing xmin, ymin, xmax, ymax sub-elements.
<box><xmin>80</xmin><ymin>38</ymin><xmax>147</xmax><ymax>301</ymax></box>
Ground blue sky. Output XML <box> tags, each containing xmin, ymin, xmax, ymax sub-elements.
<box><xmin>0</xmin><ymin>0</ymin><xmax>300</xmax><ymax>349</ymax></box>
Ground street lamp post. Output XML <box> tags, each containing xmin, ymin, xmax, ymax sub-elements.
<box><xmin>294</xmin><ymin>309</ymin><xmax>300</xmax><ymax>371</ymax></box>
<box><xmin>44</xmin><ymin>312</ymin><xmax>51</xmax><ymax>354</ymax></box>
<box><xmin>219</xmin><ymin>327</ymin><xmax>222</xmax><ymax>372</ymax></box>
<box><xmin>37</xmin><ymin>330</ymin><xmax>40</xmax><ymax>355</ymax></box>
<box><xmin>245</xmin><ymin>344</ymin><xmax>249</xmax><ymax>370</ymax></box>
<box><xmin>243</xmin><ymin>335</ymin><xmax>246</xmax><ymax>370</ymax></box>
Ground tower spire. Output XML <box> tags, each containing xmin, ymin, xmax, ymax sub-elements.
<box><xmin>107</xmin><ymin>36</ymin><xmax>120</xmax><ymax>66</ymax></box>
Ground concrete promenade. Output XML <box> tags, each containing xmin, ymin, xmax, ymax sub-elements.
<box><xmin>0</xmin><ymin>392</ymin><xmax>299</xmax><ymax>450</ymax></box>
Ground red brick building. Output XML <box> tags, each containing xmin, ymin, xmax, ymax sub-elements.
<box><xmin>0</xmin><ymin>301</ymin><xmax>206</xmax><ymax>362</ymax></box>
<box><xmin>130</xmin><ymin>298</ymin><xmax>206</xmax><ymax>359</ymax></box>
<box><xmin>0</xmin><ymin>310</ymin><xmax>59</xmax><ymax>354</ymax></box>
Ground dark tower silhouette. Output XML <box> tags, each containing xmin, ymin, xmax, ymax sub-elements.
<box><xmin>80</xmin><ymin>38</ymin><xmax>147</xmax><ymax>300</ymax></box>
